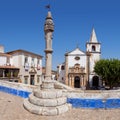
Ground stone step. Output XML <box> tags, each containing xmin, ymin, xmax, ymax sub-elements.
<box><xmin>23</xmin><ymin>98</ymin><xmax>72</xmax><ymax>116</ymax></box>
<box><xmin>29</xmin><ymin>93</ymin><xmax>67</xmax><ymax>107</ymax></box>
<box><xmin>34</xmin><ymin>89</ymin><xmax>63</xmax><ymax>99</ymax></box>
<box><xmin>42</xmin><ymin>80</ymin><xmax>54</xmax><ymax>89</ymax></box>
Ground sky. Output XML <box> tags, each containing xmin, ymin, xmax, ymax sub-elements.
<box><xmin>0</xmin><ymin>0</ymin><xmax>120</xmax><ymax>70</ymax></box>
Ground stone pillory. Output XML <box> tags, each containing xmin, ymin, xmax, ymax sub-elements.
<box><xmin>44</xmin><ymin>11</ymin><xmax>54</xmax><ymax>83</ymax></box>
<box><xmin>44</xmin><ymin>11</ymin><xmax>54</xmax><ymax>32</ymax></box>
<box><xmin>23</xmin><ymin>10</ymin><xmax>71</xmax><ymax>116</ymax></box>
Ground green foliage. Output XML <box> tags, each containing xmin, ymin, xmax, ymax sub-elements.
<box><xmin>94</xmin><ymin>59</ymin><xmax>120</xmax><ymax>89</ymax></box>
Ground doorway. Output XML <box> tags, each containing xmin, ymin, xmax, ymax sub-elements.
<box><xmin>92</xmin><ymin>76</ymin><xmax>99</xmax><ymax>88</ymax></box>
<box><xmin>30</xmin><ymin>75</ymin><xmax>35</xmax><ymax>85</ymax></box>
<box><xmin>74</xmin><ymin>76</ymin><xmax>80</xmax><ymax>88</ymax></box>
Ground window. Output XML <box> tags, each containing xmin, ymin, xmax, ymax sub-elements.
<box><xmin>31</xmin><ymin>58</ymin><xmax>34</xmax><ymax>67</ymax></box>
<box><xmin>0</xmin><ymin>70</ymin><xmax>2</xmax><ymax>77</ymax></box>
<box><xmin>37</xmin><ymin>59</ymin><xmax>41</xmax><ymax>70</ymax></box>
<box><xmin>24</xmin><ymin>56</ymin><xmax>28</xmax><ymax>64</ymax></box>
<box><xmin>61</xmin><ymin>65</ymin><xmax>65</xmax><ymax>70</ymax></box>
<box><xmin>75</xmin><ymin>56</ymin><xmax>80</xmax><ymax>60</ymax></box>
<box><xmin>37</xmin><ymin>59</ymin><xmax>40</xmax><ymax>65</ymax></box>
<box><xmin>92</xmin><ymin>45</ymin><xmax>96</xmax><ymax>52</ymax></box>
<box><xmin>24</xmin><ymin>76</ymin><xmax>28</xmax><ymax>84</ymax></box>
<box><xmin>24</xmin><ymin>56</ymin><xmax>29</xmax><ymax>71</ymax></box>
<box><xmin>32</xmin><ymin>58</ymin><xmax>34</xmax><ymax>62</ymax></box>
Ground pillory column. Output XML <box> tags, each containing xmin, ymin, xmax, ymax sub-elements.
<box><xmin>23</xmin><ymin>10</ymin><xmax>72</xmax><ymax>116</ymax></box>
<box><xmin>42</xmin><ymin>11</ymin><xmax>54</xmax><ymax>89</ymax></box>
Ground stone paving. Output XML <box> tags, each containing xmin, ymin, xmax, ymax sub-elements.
<box><xmin>0</xmin><ymin>91</ymin><xmax>120</xmax><ymax>120</ymax></box>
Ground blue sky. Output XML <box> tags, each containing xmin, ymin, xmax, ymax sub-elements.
<box><xmin>0</xmin><ymin>0</ymin><xmax>120</xmax><ymax>70</ymax></box>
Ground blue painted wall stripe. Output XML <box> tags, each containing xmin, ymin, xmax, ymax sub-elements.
<box><xmin>0</xmin><ymin>85</ymin><xmax>31</xmax><ymax>98</ymax></box>
<box><xmin>1</xmin><ymin>85</ymin><xmax>120</xmax><ymax>109</ymax></box>
<box><xmin>67</xmin><ymin>98</ymin><xmax>120</xmax><ymax>109</ymax></box>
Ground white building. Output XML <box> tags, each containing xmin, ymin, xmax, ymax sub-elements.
<box><xmin>0</xmin><ymin>46</ymin><xmax>19</xmax><ymax>81</ymax></box>
<box><xmin>57</xmin><ymin>28</ymin><xmax>101</xmax><ymax>89</ymax></box>
<box><xmin>0</xmin><ymin>46</ymin><xmax>43</xmax><ymax>85</ymax></box>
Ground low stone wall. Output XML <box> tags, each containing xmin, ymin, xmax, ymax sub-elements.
<box><xmin>0</xmin><ymin>79</ymin><xmax>120</xmax><ymax>99</ymax></box>
<box><xmin>0</xmin><ymin>79</ymin><xmax>37</xmax><ymax>92</ymax></box>
<box><xmin>63</xmin><ymin>89</ymin><xmax>120</xmax><ymax>99</ymax></box>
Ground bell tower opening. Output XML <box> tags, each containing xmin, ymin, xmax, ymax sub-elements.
<box><xmin>92</xmin><ymin>45</ymin><xmax>96</xmax><ymax>52</ymax></box>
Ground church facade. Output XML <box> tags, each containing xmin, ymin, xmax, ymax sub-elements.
<box><xmin>57</xmin><ymin>28</ymin><xmax>101</xmax><ymax>89</ymax></box>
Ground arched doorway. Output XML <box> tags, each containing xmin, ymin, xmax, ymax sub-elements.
<box><xmin>92</xmin><ymin>76</ymin><xmax>99</xmax><ymax>89</ymax></box>
<box><xmin>74</xmin><ymin>76</ymin><xmax>80</xmax><ymax>88</ymax></box>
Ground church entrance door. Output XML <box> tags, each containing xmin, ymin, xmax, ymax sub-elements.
<box><xmin>74</xmin><ymin>76</ymin><xmax>80</xmax><ymax>88</ymax></box>
<box><xmin>92</xmin><ymin>76</ymin><xmax>99</xmax><ymax>89</ymax></box>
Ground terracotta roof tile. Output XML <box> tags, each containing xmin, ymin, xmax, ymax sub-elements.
<box><xmin>0</xmin><ymin>65</ymin><xmax>19</xmax><ymax>69</ymax></box>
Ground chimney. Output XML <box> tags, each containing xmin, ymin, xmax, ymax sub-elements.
<box><xmin>0</xmin><ymin>45</ymin><xmax>4</xmax><ymax>53</ymax></box>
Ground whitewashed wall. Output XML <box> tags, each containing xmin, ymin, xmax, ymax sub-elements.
<box><xmin>68</xmin><ymin>55</ymin><xmax>86</xmax><ymax>69</ymax></box>
<box><xmin>67</xmin><ymin>48</ymin><xmax>87</xmax><ymax>72</ymax></box>
<box><xmin>0</xmin><ymin>56</ymin><xmax>7</xmax><ymax>65</ymax></box>
<box><xmin>57</xmin><ymin>64</ymin><xmax>65</xmax><ymax>83</ymax></box>
<box><xmin>11</xmin><ymin>53</ymin><xmax>19</xmax><ymax>67</ymax></box>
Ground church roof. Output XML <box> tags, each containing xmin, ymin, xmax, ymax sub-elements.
<box><xmin>65</xmin><ymin>47</ymin><xmax>85</xmax><ymax>56</ymax></box>
<box><xmin>89</xmin><ymin>28</ymin><xmax>98</xmax><ymax>43</ymax></box>
<box><xmin>0</xmin><ymin>53</ymin><xmax>11</xmax><ymax>57</ymax></box>
<box><xmin>0</xmin><ymin>65</ymin><xmax>19</xmax><ymax>69</ymax></box>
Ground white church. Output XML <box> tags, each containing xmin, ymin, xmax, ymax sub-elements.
<box><xmin>57</xmin><ymin>28</ymin><xmax>102</xmax><ymax>89</ymax></box>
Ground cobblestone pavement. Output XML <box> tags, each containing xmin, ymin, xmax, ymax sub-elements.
<box><xmin>0</xmin><ymin>91</ymin><xmax>120</xmax><ymax>120</ymax></box>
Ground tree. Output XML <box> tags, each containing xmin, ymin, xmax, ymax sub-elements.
<box><xmin>94</xmin><ymin>59</ymin><xmax>120</xmax><ymax>89</ymax></box>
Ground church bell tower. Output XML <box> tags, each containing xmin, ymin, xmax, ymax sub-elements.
<box><xmin>86</xmin><ymin>28</ymin><xmax>101</xmax><ymax>87</ymax></box>
<box><xmin>86</xmin><ymin>28</ymin><xmax>101</xmax><ymax>55</ymax></box>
